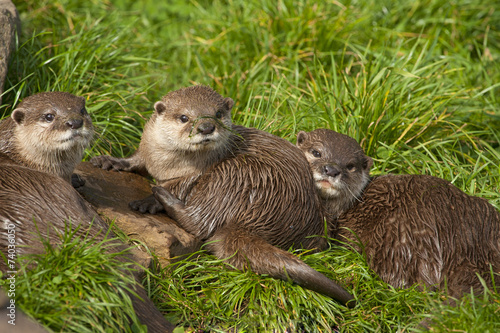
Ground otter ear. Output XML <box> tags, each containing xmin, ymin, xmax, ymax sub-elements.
<box><xmin>223</xmin><ymin>97</ymin><xmax>234</xmax><ymax>110</ymax></box>
<box><xmin>363</xmin><ymin>156</ymin><xmax>373</xmax><ymax>171</ymax></box>
<box><xmin>154</xmin><ymin>101</ymin><xmax>167</xmax><ymax>115</ymax></box>
<box><xmin>11</xmin><ymin>108</ymin><xmax>27</xmax><ymax>125</ymax></box>
<box><xmin>296</xmin><ymin>131</ymin><xmax>308</xmax><ymax>148</ymax></box>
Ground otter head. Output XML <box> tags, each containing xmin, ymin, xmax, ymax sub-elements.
<box><xmin>297</xmin><ymin>129</ymin><xmax>372</xmax><ymax>211</ymax></box>
<box><xmin>10</xmin><ymin>92</ymin><xmax>93</xmax><ymax>179</ymax></box>
<box><xmin>149</xmin><ymin>85</ymin><xmax>234</xmax><ymax>153</ymax></box>
<box><xmin>12</xmin><ymin>92</ymin><xmax>93</xmax><ymax>151</ymax></box>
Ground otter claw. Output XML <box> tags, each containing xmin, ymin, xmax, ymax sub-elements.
<box><xmin>90</xmin><ymin>156</ymin><xmax>111</xmax><ymax>170</ymax></box>
<box><xmin>138</xmin><ymin>203</ymin><xmax>149</xmax><ymax>214</ymax></box>
<box><xmin>90</xmin><ymin>156</ymin><xmax>131</xmax><ymax>172</ymax></box>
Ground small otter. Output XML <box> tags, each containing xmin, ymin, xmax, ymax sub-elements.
<box><xmin>0</xmin><ymin>91</ymin><xmax>93</xmax><ymax>186</ymax></box>
<box><xmin>0</xmin><ymin>92</ymin><xmax>174</xmax><ymax>331</ymax></box>
<box><xmin>91</xmin><ymin>85</ymin><xmax>236</xmax><ymax>213</ymax></box>
<box><xmin>296</xmin><ymin>128</ymin><xmax>500</xmax><ymax>298</ymax></box>
<box><xmin>91</xmin><ymin>85</ymin><xmax>355</xmax><ymax>307</ymax></box>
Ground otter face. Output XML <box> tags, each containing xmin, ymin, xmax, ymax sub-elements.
<box><xmin>11</xmin><ymin>92</ymin><xmax>93</xmax><ymax>154</ymax></box>
<box><xmin>151</xmin><ymin>85</ymin><xmax>234</xmax><ymax>153</ymax></box>
<box><xmin>296</xmin><ymin>129</ymin><xmax>372</xmax><ymax>201</ymax></box>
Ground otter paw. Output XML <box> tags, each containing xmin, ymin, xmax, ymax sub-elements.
<box><xmin>129</xmin><ymin>195</ymin><xmax>165</xmax><ymax>214</ymax></box>
<box><xmin>90</xmin><ymin>155</ymin><xmax>130</xmax><ymax>171</ymax></box>
<box><xmin>71</xmin><ymin>173</ymin><xmax>86</xmax><ymax>188</ymax></box>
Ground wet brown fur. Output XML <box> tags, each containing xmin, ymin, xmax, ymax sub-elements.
<box><xmin>92</xmin><ymin>86</ymin><xmax>355</xmax><ymax>306</ymax></box>
<box><xmin>158</xmin><ymin>126</ymin><xmax>327</xmax><ymax>249</ymax></box>
<box><xmin>297</xmin><ymin>128</ymin><xmax>500</xmax><ymax>298</ymax></box>
<box><xmin>0</xmin><ymin>155</ymin><xmax>174</xmax><ymax>332</ymax></box>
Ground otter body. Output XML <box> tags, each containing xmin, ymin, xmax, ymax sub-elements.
<box><xmin>156</xmin><ymin>125</ymin><xmax>327</xmax><ymax>249</ymax></box>
<box><xmin>0</xmin><ymin>154</ymin><xmax>174</xmax><ymax>332</ymax></box>
<box><xmin>0</xmin><ymin>92</ymin><xmax>174</xmax><ymax>332</ymax></box>
<box><xmin>92</xmin><ymin>86</ymin><xmax>355</xmax><ymax>306</ymax></box>
<box><xmin>0</xmin><ymin>92</ymin><xmax>93</xmax><ymax>184</ymax></box>
<box><xmin>297</xmin><ymin>128</ymin><xmax>500</xmax><ymax>297</ymax></box>
<box><xmin>0</xmin><ymin>153</ymin><xmax>107</xmax><ymax>259</ymax></box>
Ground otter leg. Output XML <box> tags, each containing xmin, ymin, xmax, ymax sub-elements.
<box><xmin>90</xmin><ymin>153</ymin><xmax>146</xmax><ymax>174</ymax></box>
<box><xmin>153</xmin><ymin>186</ymin><xmax>214</xmax><ymax>237</ymax></box>
<box><xmin>151</xmin><ymin>186</ymin><xmax>197</xmax><ymax>222</ymax></box>
<box><xmin>205</xmin><ymin>223</ymin><xmax>356</xmax><ymax>308</ymax></box>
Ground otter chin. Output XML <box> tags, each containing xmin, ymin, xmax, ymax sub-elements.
<box><xmin>190</xmin><ymin>136</ymin><xmax>218</xmax><ymax>148</ymax></box>
<box><xmin>314</xmin><ymin>177</ymin><xmax>342</xmax><ymax>197</ymax></box>
<box><xmin>297</xmin><ymin>128</ymin><xmax>500</xmax><ymax>299</ymax></box>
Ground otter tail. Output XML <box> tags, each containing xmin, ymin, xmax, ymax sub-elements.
<box><xmin>206</xmin><ymin>223</ymin><xmax>356</xmax><ymax>308</ymax></box>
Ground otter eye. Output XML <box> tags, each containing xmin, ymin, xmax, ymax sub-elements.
<box><xmin>311</xmin><ymin>149</ymin><xmax>321</xmax><ymax>158</ymax></box>
<box><xmin>180</xmin><ymin>115</ymin><xmax>189</xmax><ymax>123</ymax></box>
<box><xmin>215</xmin><ymin>111</ymin><xmax>223</xmax><ymax>119</ymax></box>
<box><xmin>347</xmin><ymin>164</ymin><xmax>356</xmax><ymax>172</ymax></box>
<box><xmin>44</xmin><ymin>114</ymin><xmax>55</xmax><ymax>122</ymax></box>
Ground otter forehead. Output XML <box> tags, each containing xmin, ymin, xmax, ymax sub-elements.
<box><xmin>161</xmin><ymin>85</ymin><xmax>229</xmax><ymax>115</ymax></box>
<box><xmin>308</xmin><ymin>129</ymin><xmax>363</xmax><ymax>157</ymax></box>
<box><xmin>18</xmin><ymin>92</ymin><xmax>86</xmax><ymax>115</ymax></box>
<box><xmin>298</xmin><ymin>129</ymin><xmax>366</xmax><ymax>167</ymax></box>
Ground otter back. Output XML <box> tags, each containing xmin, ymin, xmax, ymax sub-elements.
<box><xmin>338</xmin><ymin>174</ymin><xmax>500</xmax><ymax>297</ymax></box>
<box><xmin>163</xmin><ymin>125</ymin><xmax>326</xmax><ymax>250</ymax></box>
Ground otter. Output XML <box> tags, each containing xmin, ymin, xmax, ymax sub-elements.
<box><xmin>91</xmin><ymin>85</ymin><xmax>355</xmax><ymax>307</ymax></box>
<box><xmin>296</xmin><ymin>128</ymin><xmax>500</xmax><ymax>298</ymax></box>
<box><xmin>0</xmin><ymin>154</ymin><xmax>175</xmax><ymax>332</ymax></box>
<box><xmin>0</xmin><ymin>92</ymin><xmax>174</xmax><ymax>332</ymax></box>
<box><xmin>0</xmin><ymin>91</ymin><xmax>93</xmax><ymax>187</ymax></box>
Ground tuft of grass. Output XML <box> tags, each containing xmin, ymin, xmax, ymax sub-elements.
<box><xmin>143</xmin><ymin>243</ymin><xmax>435</xmax><ymax>332</ymax></box>
<box><xmin>423</xmin><ymin>288</ymin><xmax>500</xmax><ymax>333</ymax></box>
<box><xmin>0</xmin><ymin>223</ymin><xmax>146</xmax><ymax>333</ymax></box>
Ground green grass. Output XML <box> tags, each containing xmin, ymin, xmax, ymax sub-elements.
<box><xmin>0</xmin><ymin>223</ymin><xmax>146</xmax><ymax>333</ymax></box>
<box><xmin>143</xmin><ymin>244</ymin><xmax>433</xmax><ymax>332</ymax></box>
<box><xmin>2</xmin><ymin>0</ymin><xmax>500</xmax><ymax>331</ymax></box>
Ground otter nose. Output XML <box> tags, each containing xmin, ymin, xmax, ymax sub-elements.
<box><xmin>323</xmin><ymin>165</ymin><xmax>340</xmax><ymax>178</ymax></box>
<box><xmin>197</xmin><ymin>123</ymin><xmax>216</xmax><ymax>135</ymax></box>
<box><xmin>66</xmin><ymin>118</ymin><xmax>83</xmax><ymax>129</ymax></box>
